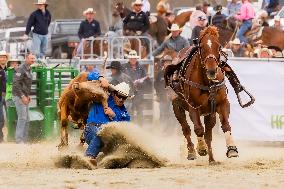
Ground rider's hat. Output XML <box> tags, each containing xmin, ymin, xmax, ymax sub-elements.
<box><xmin>114</xmin><ymin>82</ymin><xmax>130</xmax><ymax>98</ymax></box>
<box><xmin>83</xmin><ymin>8</ymin><xmax>96</xmax><ymax>16</ymax></box>
<box><xmin>168</xmin><ymin>24</ymin><xmax>182</xmax><ymax>31</ymax></box>
<box><xmin>127</xmin><ymin>50</ymin><xmax>140</xmax><ymax>59</ymax></box>
<box><xmin>162</xmin><ymin>55</ymin><xmax>173</xmax><ymax>61</ymax></box>
<box><xmin>231</xmin><ymin>38</ymin><xmax>241</xmax><ymax>45</ymax></box>
<box><xmin>34</xmin><ymin>0</ymin><xmax>48</xmax><ymax>5</ymax></box>
<box><xmin>133</xmin><ymin>0</ymin><xmax>143</xmax><ymax>5</ymax></box>
<box><xmin>0</xmin><ymin>51</ymin><xmax>8</xmax><ymax>58</ymax></box>
<box><xmin>274</xmin><ymin>15</ymin><xmax>281</xmax><ymax>22</ymax></box>
<box><xmin>106</xmin><ymin>61</ymin><xmax>122</xmax><ymax>70</ymax></box>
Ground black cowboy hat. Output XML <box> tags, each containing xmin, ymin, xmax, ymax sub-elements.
<box><xmin>213</xmin><ymin>5</ymin><xmax>222</xmax><ymax>12</ymax></box>
<box><xmin>106</xmin><ymin>61</ymin><xmax>122</xmax><ymax>70</ymax></box>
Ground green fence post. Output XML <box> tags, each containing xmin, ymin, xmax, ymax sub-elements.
<box><xmin>6</xmin><ymin>106</ymin><xmax>17</xmax><ymax>141</ymax></box>
<box><xmin>43</xmin><ymin>106</ymin><xmax>54</xmax><ymax>139</ymax></box>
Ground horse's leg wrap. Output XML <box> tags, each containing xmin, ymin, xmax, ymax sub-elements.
<box><xmin>224</xmin><ymin>131</ymin><xmax>239</xmax><ymax>158</ymax></box>
<box><xmin>224</xmin><ymin>131</ymin><xmax>236</xmax><ymax>147</ymax></box>
<box><xmin>196</xmin><ymin>137</ymin><xmax>208</xmax><ymax>156</ymax></box>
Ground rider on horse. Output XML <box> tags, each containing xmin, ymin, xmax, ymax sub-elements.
<box><xmin>76</xmin><ymin>8</ymin><xmax>101</xmax><ymax>56</ymax></box>
<box><xmin>152</xmin><ymin>24</ymin><xmax>189</xmax><ymax>57</ymax></box>
<box><xmin>123</xmin><ymin>0</ymin><xmax>150</xmax><ymax>36</ymax></box>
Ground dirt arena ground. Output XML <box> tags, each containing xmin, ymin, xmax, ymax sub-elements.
<box><xmin>0</xmin><ymin>127</ymin><xmax>284</xmax><ymax>189</ymax></box>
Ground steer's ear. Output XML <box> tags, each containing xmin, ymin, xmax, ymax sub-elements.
<box><xmin>72</xmin><ymin>82</ymin><xmax>80</xmax><ymax>90</ymax></box>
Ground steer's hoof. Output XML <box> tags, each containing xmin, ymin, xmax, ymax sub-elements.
<box><xmin>226</xmin><ymin>146</ymin><xmax>239</xmax><ymax>158</ymax></box>
<box><xmin>198</xmin><ymin>149</ymin><xmax>208</xmax><ymax>156</ymax></box>
<box><xmin>187</xmin><ymin>152</ymin><xmax>197</xmax><ymax>160</ymax></box>
<box><xmin>209</xmin><ymin>160</ymin><xmax>221</xmax><ymax>166</ymax></box>
<box><xmin>57</xmin><ymin>143</ymin><xmax>68</xmax><ymax>151</ymax></box>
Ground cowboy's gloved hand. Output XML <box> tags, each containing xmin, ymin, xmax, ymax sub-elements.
<box><xmin>136</xmin><ymin>31</ymin><xmax>142</xmax><ymax>35</ymax></box>
<box><xmin>99</xmin><ymin>77</ymin><xmax>109</xmax><ymax>88</ymax></box>
<box><xmin>104</xmin><ymin>107</ymin><xmax>116</xmax><ymax>118</ymax></box>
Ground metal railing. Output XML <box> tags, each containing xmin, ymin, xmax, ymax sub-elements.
<box><xmin>0</xmin><ymin>36</ymin><xmax>31</xmax><ymax>59</ymax></box>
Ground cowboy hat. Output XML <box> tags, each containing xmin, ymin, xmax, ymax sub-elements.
<box><xmin>133</xmin><ymin>0</ymin><xmax>143</xmax><ymax>5</ymax></box>
<box><xmin>0</xmin><ymin>51</ymin><xmax>8</xmax><ymax>57</ymax></box>
<box><xmin>114</xmin><ymin>82</ymin><xmax>130</xmax><ymax>98</ymax></box>
<box><xmin>106</xmin><ymin>61</ymin><xmax>122</xmax><ymax>70</ymax></box>
<box><xmin>231</xmin><ymin>38</ymin><xmax>241</xmax><ymax>45</ymax></box>
<box><xmin>83</xmin><ymin>8</ymin><xmax>96</xmax><ymax>15</ymax></box>
<box><xmin>168</xmin><ymin>24</ymin><xmax>182</xmax><ymax>31</ymax></box>
<box><xmin>127</xmin><ymin>50</ymin><xmax>140</xmax><ymax>59</ymax></box>
<box><xmin>7</xmin><ymin>59</ymin><xmax>21</xmax><ymax>68</ymax></box>
<box><xmin>213</xmin><ymin>5</ymin><xmax>222</xmax><ymax>12</ymax></box>
<box><xmin>162</xmin><ymin>55</ymin><xmax>173</xmax><ymax>61</ymax></box>
<box><xmin>274</xmin><ymin>15</ymin><xmax>281</xmax><ymax>22</ymax></box>
<box><xmin>34</xmin><ymin>0</ymin><xmax>48</xmax><ymax>5</ymax></box>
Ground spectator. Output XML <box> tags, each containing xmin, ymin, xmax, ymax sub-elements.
<box><xmin>154</xmin><ymin>55</ymin><xmax>175</xmax><ymax>130</ymax></box>
<box><xmin>77</xmin><ymin>8</ymin><xmax>101</xmax><ymax>56</ymax></box>
<box><xmin>122</xmin><ymin>50</ymin><xmax>147</xmax><ymax>125</ymax></box>
<box><xmin>227</xmin><ymin>0</ymin><xmax>242</xmax><ymax>18</ymax></box>
<box><xmin>142</xmin><ymin>0</ymin><xmax>150</xmax><ymax>16</ymax></box>
<box><xmin>258</xmin><ymin>10</ymin><xmax>269</xmax><ymax>27</ymax></box>
<box><xmin>191</xmin><ymin>16</ymin><xmax>207</xmax><ymax>44</ymax></box>
<box><xmin>24</xmin><ymin>0</ymin><xmax>51</xmax><ymax>59</ymax></box>
<box><xmin>258</xmin><ymin>48</ymin><xmax>273</xmax><ymax>58</ymax></box>
<box><xmin>123</xmin><ymin>0</ymin><xmax>150</xmax><ymax>36</ymax></box>
<box><xmin>265</xmin><ymin>0</ymin><xmax>279</xmax><ymax>16</ymax></box>
<box><xmin>85</xmin><ymin>80</ymin><xmax>131</xmax><ymax>165</ymax></box>
<box><xmin>5</xmin><ymin>59</ymin><xmax>21</xmax><ymax>107</ymax></box>
<box><xmin>230</xmin><ymin>38</ymin><xmax>245</xmax><ymax>57</ymax></box>
<box><xmin>0</xmin><ymin>51</ymin><xmax>8</xmax><ymax>143</ymax></box>
<box><xmin>235</xmin><ymin>0</ymin><xmax>255</xmax><ymax>44</ymax></box>
<box><xmin>12</xmin><ymin>53</ymin><xmax>36</xmax><ymax>144</ymax></box>
<box><xmin>156</xmin><ymin>0</ymin><xmax>171</xmax><ymax>17</ymax></box>
<box><xmin>274</xmin><ymin>15</ymin><xmax>283</xmax><ymax>30</ymax></box>
<box><xmin>152</xmin><ymin>24</ymin><xmax>189</xmax><ymax>56</ymax></box>
<box><xmin>212</xmin><ymin>5</ymin><xmax>227</xmax><ymax>27</ymax></box>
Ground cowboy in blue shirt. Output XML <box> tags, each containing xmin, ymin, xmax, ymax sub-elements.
<box><xmin>84</xmin><ymin>71</ymin><xmax>131</xmax><ymax>164</ymax></box>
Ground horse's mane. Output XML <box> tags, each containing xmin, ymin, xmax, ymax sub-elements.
<box><xmin>200</xmin><ymin>26</ymin><xmax>219</xmax><ymax>40</ymax></box>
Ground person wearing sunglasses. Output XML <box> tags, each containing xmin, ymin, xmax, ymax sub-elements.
<box><xmin>84</xmin><ymin>80</ymin><xmax>131</xmax><ymax>165</ymax></box>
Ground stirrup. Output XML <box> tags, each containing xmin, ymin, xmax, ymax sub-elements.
<box><xmin>236</xmin><ymin>86</ymin><xmax>255</xmax><ymax>108</ymax></box>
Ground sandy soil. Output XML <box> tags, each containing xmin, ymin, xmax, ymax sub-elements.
<box><xmin>0</xmin><ymin>127</ymin><xmax>284</xmax><ymax>189</ymax></box>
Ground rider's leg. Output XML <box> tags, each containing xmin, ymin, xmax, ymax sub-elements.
<box><xmin>236</xmin><ymin>20</ymin><xmax>252</xmax><ymax>44</ymax></box>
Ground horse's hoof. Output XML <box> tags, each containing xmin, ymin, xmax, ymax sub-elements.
<box><xmin>226</xmin><ymin>146</ymin><xmax>239</xmax><ymax>158</ymax></box>
<box><xmin>187</xmin><ymin>153</ymin><xmax>197</xmax><ymax>160</ymax></box>
<box><xmin>57</xmin><ymin>143</ymin><xmax>68</xmax><ymax>151</ymax></box>
<box><xmin>198</xmin><ymin>149</ymin><xmax>208</xmax><ymax>156</ymax></box>
<box><xmin>209</xmin><ymin>161</ymin><xmax>221</xmax><ymax>166</ymax></box>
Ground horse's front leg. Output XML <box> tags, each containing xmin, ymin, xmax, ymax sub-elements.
<box><xmin>217</xmin><ymin>99</ymin><xmax>239</xmax><ymax>158</ymax></box>
<box><xmin>204</xmin><ymin>114</ymin><xmax>219</xmax><ymax>164</ymax></box>
<box><xmin>188</xmin><ymin>108</ymin><xmax>208</xmax><ymax>157</ymax></box>
<box><xmin>172</xmin><ymin>99</ymin><xmax>196</xmax><ymax>160</ymax></box>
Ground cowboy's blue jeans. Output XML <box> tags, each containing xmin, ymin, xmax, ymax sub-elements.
<box><xmin>236</xmin><ymin>19</ymin><xmax>252</xmax><ymax>44</ymax></box>
<box><xmin>84</xmin><ymin>124</ymin><xmax>102</xmax><ymax>158</ymax></box>
<box><xmin>13</xmin><ymin>96</ymin><xmax>29</xmax><ymax>143</ymax></box>
<box><xmin>0</xmin><ymin>99</ymin><xmax>4</xmax><ymax>142</ymax></box>
<box><xmin>32</xmin><ymin>33</ymin><xmax>48</xmax><ymax>58</ymax></box>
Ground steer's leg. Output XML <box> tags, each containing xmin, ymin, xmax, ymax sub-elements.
<box><xmin>217</xmin><ymin>99</ymin><xmax>238</xmax><ymax>158</ymax></box>
<box><xmin>58</xmin><ymin>102</ymin><xmax>69</xmax><ymax>150</ymax></box>
<box><xmin>172</xmin><ymin>99</ymin><xmax>196</xmax><ymax>160</ymax></box>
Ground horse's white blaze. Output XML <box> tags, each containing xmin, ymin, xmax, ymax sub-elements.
<box><xmin>207</xmin><ymin>39</ymin><xmax>212</xmax><ymax>48</ymax></box>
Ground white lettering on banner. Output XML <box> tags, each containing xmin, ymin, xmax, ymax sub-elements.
<box><xmin>226</xmin><ymin>58</ymin><xmax>284</xmax><ymax>141</ymax></box>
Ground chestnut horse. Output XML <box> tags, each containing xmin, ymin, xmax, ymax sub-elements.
<box><xmin>168</xmin><ymin>26</ymin><xmax>238</xmax><ymax>164</ymax></box>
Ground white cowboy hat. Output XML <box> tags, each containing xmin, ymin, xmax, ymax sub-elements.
<box><xmin>34</xmin><ymin>0</ymin><xmax>48</xmax><ymax>5</ymax></box>
<box><xmin>83</xmin><ymin>8</ymin><xmax>96</xmax><ymax>15</ymax></box>
<box><xmin>0</xmin><ymin>50</ymin><xmax>8</xmax><ymax>57</ymax></box>
<box><xmin>133</xmin><ymin>0</ymin><xmax>143</xmax><ymax>5</ymax></box>
<box><xmin>162</xmin><ymin>55</ymin><xmax>173</xmax><ymax>61</ymax></box>
<box><xmin>168</xmin><ymin>24</ymin><xmax>182</xmax><ymax>31</ymax></box>
<box><xmin>127</xmin><ymin>50</ymin><xmax>140</xmax><ymax>59</ymax></box>
<box><xmin>114</xmin><ymin>82</ymin><xmax>130</xmax><ymax>97</ymax></box>
<box><xmin>231</xmin><ymin>38</ymin><xmax>241</xmax><ymax>45</ymax></box>
<box><xmin>274</xmin><ymin>15</ymin><xmax>281</xmax><ymax>22</ymax></box>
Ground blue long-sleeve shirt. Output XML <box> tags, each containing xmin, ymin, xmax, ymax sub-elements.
<box><xmin>25</xmin><ymin>9</ymin><xmax>51</xmax><ymax>35</ymax></box>
<box><xmin>87</xmin><ymin>95</ymin><xmax>130</xmax><ymax>125</ymax></box>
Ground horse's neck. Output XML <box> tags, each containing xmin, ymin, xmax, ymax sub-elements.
<box><xmin>189</xmin><ymin>55</ymin><xmax>209</xmax><ymax>85</ymax></box>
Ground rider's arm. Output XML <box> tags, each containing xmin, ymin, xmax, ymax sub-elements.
<box><xmin>152</xmin><ymin>41</ymin><xmax>167</xmax><ymax>56</ymax></box>
<box><xmin>78</xmin><ymin>22</ymin><xmax>84</xmax><ymax>40</ymax></box>
<box><xmin>25</xmin><ymin>12</ymin><xmax>36</xmax><ymax>35</ymax></box>
<box><xmin>141</xmin><ymin>13</ymin><xmax>150</xmax><ymax>33</ymax></box>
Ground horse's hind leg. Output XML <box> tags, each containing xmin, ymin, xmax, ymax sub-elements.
<box><xmin>204</xmin><ymin>114</ymin><xmax>219</xmax><ymax>164</ymax></box>
<box><xmin>217</xmin><ymin>100</ymin><xmax>239</xmax><ymax>158</ymax></box>
<box><xmin>172</xmin><ymin>99</ymin><xmax>196</xmax><ymax>160</ymax></box>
